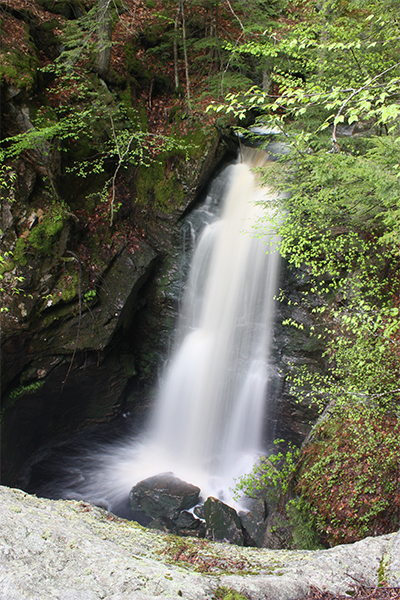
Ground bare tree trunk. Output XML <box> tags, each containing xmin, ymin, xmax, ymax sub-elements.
<box><xmin>180</xmin><ymin>0</ymin><xmax>191</xmax><ymax>104</ymax></box>
<box><xmin>173</xmin><ymin>0</ymin><xmax>181</xmax><ymax>91</ymax></box>
<box><xmin>214</xmin><ymin>0</ymin><xmax>222</xmax><ymax>69</ymax></box>
<box><xmin>317</xmin><ymin>1</ymin><xmax>333</xmax><ymax>80</ymax></box>
<box><xmin>97</xmin><ymin>0</ymin><xmax>112</xmax><ymax>79</ymax></box>
<box><xmin>262</xmin><ymin>58</ymin><xmax>272</xmax><ymax>94</ymax></box>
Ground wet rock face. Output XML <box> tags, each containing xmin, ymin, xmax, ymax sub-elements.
<box><xmin>129</xmin><ymin>474</ymin><xmax>275</xmax><ymax>548</ymax></box>
<box><xmin>1</xmin><ymin>244</ymin><xmax>157</xmax><ymax>384</ymax></box>
<box><xmin>239</xmin><ymin>499</ymin><xmax>268</xmax><ymax>548</ymax></box>
<box><xmin>1</xmin><ymin>349</ymin><xmax>136</xmax><ymax>486</ymax></box>
<box><xmin>129</xmin><ymin>473</ymin><xmax>204</xmax><ymax>535</ymax></box>
<box><xmin>266</xmin><ymin>262</ymin><xmax>327</xmax><ymax>449</ymax></box>
<box><xmin>130</xmin><ymin>472</ymin><xmax>200</xmax><ymax>521</ymax></box>
<box><xmin>0</xmin><ymin>238</ymin><xmax>160</xmax><ymax>484</ymax></box>
<box><xmin>204</xmin><ymin>497</ymin><xmax>244</xmax><ymax>546</ymax></box>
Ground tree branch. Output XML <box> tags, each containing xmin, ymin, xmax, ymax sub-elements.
<box><xmin>332</xmin><ymin>61</ymin><xmax>400</xmax><ymax>152</ymax></box>
<box><xmin>223</xmin><ymin>0</ymin><xmax>244</xmax><ymax>31</ymax></box>
<box><xmin>61</xmin><ymin>251</ymin><xmax>82</xmax><ymax>391</ymax></box>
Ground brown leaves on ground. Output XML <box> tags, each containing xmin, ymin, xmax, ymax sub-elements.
<box><xmin>0</xmin><ymin>0</ymin><xmax>65</xmax><ymax>26</ymax></box>
<box><xmin>297</xmin><ymin>408</ymin><xmax>400</xmax><ymax>546</ymax></box>
<box><xmin>305</xmin><ymin>582</ymin><xmax>400</xmax><ymax>600</ymax></box>
<box><xmin>162</xmin><ymin>538</ymin><xmax>253</xmax><ymax>574</ymax></box>
<box><xmin>1</xmin><ymin>12</ymin><xmax>31</xmax><ymax>52</ymax></box>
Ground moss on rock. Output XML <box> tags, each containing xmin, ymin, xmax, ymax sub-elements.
<box><xmin>0</xmin><ymin>16</ymin><xmax>40</xmax><ymax>91</ymax></box>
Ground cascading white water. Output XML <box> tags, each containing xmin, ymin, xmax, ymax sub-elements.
<box><xmin>59</xmin><ymin>149</ymin><xmax>280</xmax><ymax>510</ymax></box>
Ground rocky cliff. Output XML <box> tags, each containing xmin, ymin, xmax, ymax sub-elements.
<box><xmin>1</xmin><ymin>116</ymin><xmax>227</xmax><ymax>484</ymax></box>
<box><xmin>0</xmin><ymin>0</ymin><xmax>230</xmax><ymax>480</ymax></box>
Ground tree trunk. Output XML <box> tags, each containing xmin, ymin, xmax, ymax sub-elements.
<box><xmin>97</xmin><ymin>0</ymin><xmax>112</xmax><ymax>79</ymax></box>
<box><xmin>180</xmin><ymin>0</ymin><xmax>191</xmax><ymax>104</ymax></box>
<box><xmin>262</xmin><ymin>58</ymin><xmax>272</xmax><ymax>94</ymax></box>
<box><xmin>173</xmin><ymin>1</ymin><xmax>181</xmax><ymax>91</ymax></box>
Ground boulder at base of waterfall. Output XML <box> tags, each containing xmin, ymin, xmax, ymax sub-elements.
<box><xmin>129</xmin><ymin>472</ymin><xmax>200</xmax><ymax>521</ymax></box>
<box><xmin>175</xmin><ymin>509</ymin><xmax>200</xmax><ymax>530</ymax></box>
<box><xmin>148</xmin><ymin>516</ymin><xmax>178</xmax><ymax>533</ymax></box>
<box><xmin>204</xmin><ymin>497</ymin><xmax>244</xmax><ymax>546</ymax></box>
<box><xmin>175</xmin><ymin>510</ymin><xmax>206</xmax><ymax>538</ymax></box>
<box><xmin>239</xmin><ymin>498</ymin><xmax>268</xmax><ymax>548</ymax></box>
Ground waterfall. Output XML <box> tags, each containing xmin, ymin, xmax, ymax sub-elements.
<box><xmin>38</xmin><ymin>149</ymin><xmax>280</xmax><ymax>511</ymax></box>
<box><xmin>145</xmin><ymin>150</ymin><xmax>280</xmax><ymax>501</ymax></box>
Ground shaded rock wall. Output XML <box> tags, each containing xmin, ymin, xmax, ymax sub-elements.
<box><xmin>260</xmin><ymin>261</ymin><xmax>325</xmax><ymax>451</ymax></box>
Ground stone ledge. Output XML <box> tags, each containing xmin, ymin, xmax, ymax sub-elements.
<box><xmin>0</xmin><ymin>485</ymin><xmax>398</xmax><ymax>600</ymax></box>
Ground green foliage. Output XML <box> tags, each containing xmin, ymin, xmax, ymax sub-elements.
<box><xmin>205</xmin><ymin>72</ymin><xmax>255</xmax><ymax>99</ymax></box>
<box><xmin>233</xmin><ymin>440</ymin><xmax>299</xmax><ymax>503</ymax></box>
<box><xmin>0</xmin><ymin>380</ymin><xmax>44</xmax><ymax>425</ymax></box>
<box><xmin>210</xmin><ymin>0</ymin><xmax>400</xmax><ymax>131</ymax></box>
<box><xmin>0</xmin><ymin>2</ymin><xmax>192</xmax><ymax>223</ymax></box>
<box><xmin>9</xmin><ymin>380</ymin><xmax>44</xmax><ymax>400</ymax></box>
<box><xmin>0</xmin><ymin>256</ymin><xmax>15</xmax><ymax>276</ymax></box>
<box><xmin>213</xmin><ymin>0</ymin><xmax>400</xmax><ymax>412</ymax></box>
<box><xmin>0</xmin><ymin>165</ymin><xmax>17</xmax><ymax>192</ymax></box>
<box><xmin>213</xmin><ymin>0</ymin><xmax>400</xmax><ymax>546</ymax></box>
<box><xmin>233</xmin><ymin>443</ymin><xmax>323</xmax><ymax>549</ymax></box>
<box><xmin>285</xmin><ymin>497</ymin><xmax>323</xmax><ymax>550</ymax></box>
<box><xmin>84</xmin><ymin>289</ymin><xmax>97</xmax><ymax>303</ymax></box>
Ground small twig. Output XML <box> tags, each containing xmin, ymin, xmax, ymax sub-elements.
<box><xmin>61</xmin><ymin>251</ymin><xmax>82</xmax><ymax>391</ymax></box>
<box><xmin>340</xmin><ymin>387</ymin><xmax>400</xmax><ymax>401</ymax></box>
<box><xmin>173</xmin><ymin>0</ymin><xmax>181</xmax><ymax>91</ymax></box>
<box><xmin>350</xmin><ymin>47</ymin><xmax>365</xmax><ymax>76</ymax></box>
<box><xmin>223</xmin><ymin>0</ymin><xmax>244</xmax><ymax>31</ymax></box>
<box><xmin>148</xmin><ymin>78</ymin><xmax>154</xmax><ymax>110</ymax></box>
<box><xmin>345</xmin><ymin>573</ymin><xmax>370</xmax><ymax>586</ymax></box>
<box><xmin>109</xmin><ymin>114</ymin><xmax>136</xmax><ymax>225</ymax></box>
<box><xmin>275</xmin><ymin>121</ymin><xmax>306</xmax><ymax>159</ymax></box>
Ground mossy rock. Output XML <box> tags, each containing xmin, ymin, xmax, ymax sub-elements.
<box><xmin>135</xmin><ymin>156</ymin><xmax>184</xmax><ymax>213</ymax></box>
<box><xmin>0</xmin><ymin>259</ymin><xmax>15</xmax><ymax>276</ymax></box>
<box><xmin>27</xmin><ymin>206</ymin><xmax>67</xmax><ymax>256</ymax></box>
<box><xmin>13</xmin><ymin>237</ymin><xmax>28</xmax><ymax>267</ymax></box>
<box><xmin>204</xmin><ymin>497</ymin><xmax>244</xmax><ymax>546</ymax></box>
<box><xmin>0</xmin><ymin>17</ymin><xmax>40</xmax><ymax>91</ymax></box>
<box><xmin>214</xmin><ymin>587</ymin><xmax>249</xmax><ymax>600</ymax></box>
<box><xmin>37</xmin><ymin>0</ymin><xmax>73</xmax><ymax>18</ymax></box>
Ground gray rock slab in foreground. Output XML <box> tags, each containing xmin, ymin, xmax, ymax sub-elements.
<box><xmin>0</xmin><ymin>486</ymin><xmax>399</xmax><ymax>600</ymax></box>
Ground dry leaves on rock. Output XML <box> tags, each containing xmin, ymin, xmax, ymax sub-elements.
<box><xmin>305</xmin><ymin>583</ymin><xmax>400</xmax><ymax>600</ymax></box>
